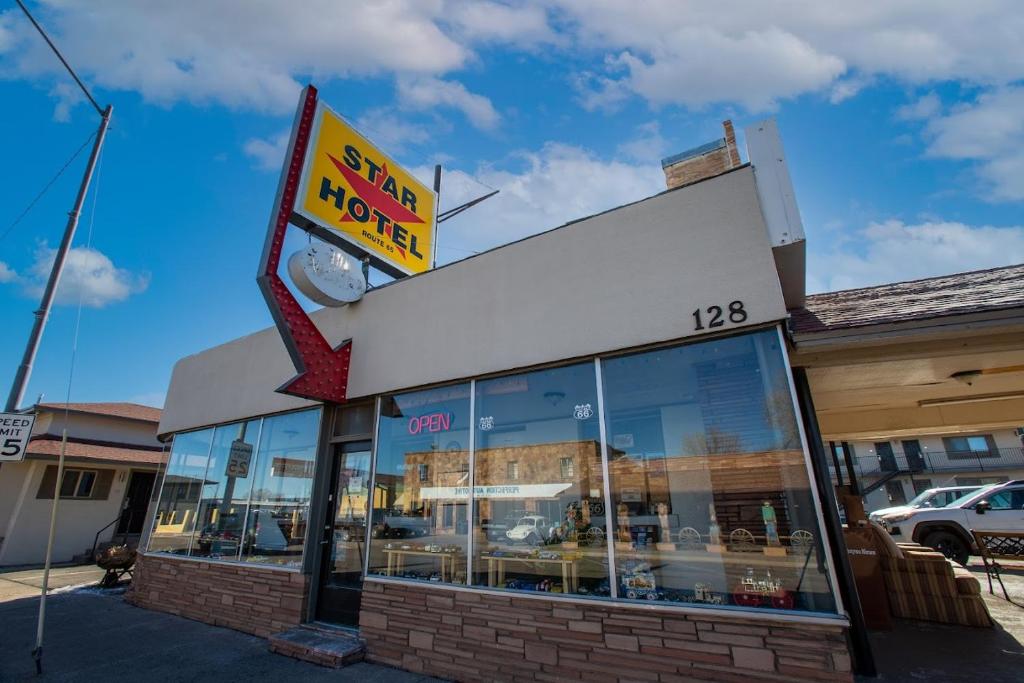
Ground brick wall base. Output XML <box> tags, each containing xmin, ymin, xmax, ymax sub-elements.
<box><xmin>126</xmin><ymin>553</ymin><xmax>309</xmax><ymax>638</ymax></box>
<box><xmin>360</xmin><ymin>579</ymin><xmax>852</xmax><ymax>682</ymax></box>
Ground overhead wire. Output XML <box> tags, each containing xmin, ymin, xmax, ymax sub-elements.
<box><xmin>0</xmin><ymin>130</ymin><xmax>97</xmax><ymax>245</ymax></box>
<box><xmin>15</xmin><ymin>0</ymin><xmax>103</xmax><ymax>117</ymax></box>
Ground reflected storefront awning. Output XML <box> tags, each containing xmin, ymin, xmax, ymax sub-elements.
<box><xmin>420</xmin><ymin>483</ymin><xmax>572</xmax><ymax>500</ymax></box>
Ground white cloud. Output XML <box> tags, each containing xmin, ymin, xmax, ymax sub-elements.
<box><xmin>3</xmin><ymin>2</ymin><xmax>1023</xmax><ymax>119</ymax></box>
<box><xmin>807</xmin><ymin>219</ymin><xmax>1024</xmax><ymax>293</ymax></box>
<box><xmin>616</xmin><ymin>121</ymin><xmax>669</xmax><ymax>162</ymax></box>
<box><xmin>896</xmin><ymin>92</ymin><xmax>941</xmax><ymax>121</ymax></box>
<box><xmin>921</xmin><ymin>86</ymin><xmax>1024</xmax><ymax>201</ymax></box>
<box><xmin>244</xmin><ymin>110</ymin><xmax>431</xmax><ymax>172</ymax></box>
<box><xmin>242</xmin><ymin>130</ymin><xmax>289</xmax><ymax>171</ymax></box>
<box><xmin>0</xmin><ymin>261</ymin><xmax>16</xmax><ymax>283</ymax></box>
<box><xmin>354</xmin><ymin>108</ymin><xmax>430</xmax><ymax>151</ymax></box>
<box><xmin>419</xmin><ymin>142</ymin><xmax>664</xmax><ymax>259</ymax></box>
<box><xmin>397</xmin><ymin>77</ymin><xmax>500</xmax><ymax>130</ymax></box>
<box><xmin>0</xmin><ymin>1</ymin><xmax>473</xmax><ymax>114</ymax></box>
<box><xmin>446</xmin><ymin>1</ymin><xmax>559</xmax><ymax>47</ymax></box>
<box><xmin>21</xmin><ymin>244</ymin><xmax>149</xmax><ymax>307</ymax></box>
<box><xmin>557</xmin><ymin>0</ymin><xmax>1024</xmax><ymax>111</ymax></box>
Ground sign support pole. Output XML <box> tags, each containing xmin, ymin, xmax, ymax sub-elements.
<box><xmin>5</xmin><ymin>106</ymin><xmax>112</xmax><ymax>413</ymax></box>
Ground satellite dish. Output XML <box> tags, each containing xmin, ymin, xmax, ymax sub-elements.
<box><xmin>288</xmin><ymin>241</ymin><xmax>366</xmax><ymax>306</ymax></box>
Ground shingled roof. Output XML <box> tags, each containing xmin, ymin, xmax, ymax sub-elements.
<box><xmin>790</xmin><ymin>263</ymin><xmax>1024</xmax><ymax>335</ymax></box>
<box><xmin>25</xmin><ymin>436</ymin><xmax>164</xmax><ymax>466</ymax></box>
<box><xmin>36</xmin><ymin>401</ymin><xmax>161</xmax><ymax>423</ymax></box>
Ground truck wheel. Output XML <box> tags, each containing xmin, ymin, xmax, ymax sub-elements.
<box><xmin>924</xmin><ymin>530</ymin><xmax>969</xmax><ymax>565</ymax></box>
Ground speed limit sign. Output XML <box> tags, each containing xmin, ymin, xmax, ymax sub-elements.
<box><xmin>0</xmin><ymin>412</ymin><xmax>36</xmax><ymax>463</ymax></box>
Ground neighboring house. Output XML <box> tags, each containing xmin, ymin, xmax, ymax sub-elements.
<box><xmin>0</xmin><ymin>402</ymin><xmax>164</xmax><ymax>567</ymax></box>
<box><xmin>828</xmin><ymin>428</ymin><xmax>1024</xmax><ymax>513</ymax></box>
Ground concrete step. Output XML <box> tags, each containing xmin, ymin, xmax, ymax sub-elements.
<box><xmin>268</xmin><ymin>625</ymin><xmax>365</xmax><ymax>668</ymax></box>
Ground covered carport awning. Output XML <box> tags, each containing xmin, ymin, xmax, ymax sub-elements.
<box><xmin>788</xmin><ymin>264</ymin><xmax>1024</xmax><ymax>442</ymax></box>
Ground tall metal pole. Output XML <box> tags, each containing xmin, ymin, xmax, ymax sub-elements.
<box><xmin>32</xmin><ymin>427</ymin><xmax>69</xmax><ymax>674</ymax></box>
<box><xmin>5</xmin><ymin>105</ymin><xmax>112</xmax><ymax>412</ymax></box>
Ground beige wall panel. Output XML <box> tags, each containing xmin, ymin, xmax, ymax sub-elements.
<box><xmin>160</xmin><ymin>168</ymin><xmax>786</xmax><ymax>436</ymax></box>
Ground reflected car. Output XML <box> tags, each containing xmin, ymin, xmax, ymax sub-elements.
<box><xmin>868</xmin><ymin>486</ymin><xmax>982</xmax><ymax>523</ymax></box>
<box><xmin>370</xmin><ymin>510</ymin><xmax>432</xmax><ymax>538</ymax></box>
<box><xmin>196</xmin><ymin>514</ymin><xmax>245</xmax><ymax>554</ymax></box>
<box><xmin>506</xmin><ymin>516</ymin><xmax>550</xmax><ymax>544</ymax></box>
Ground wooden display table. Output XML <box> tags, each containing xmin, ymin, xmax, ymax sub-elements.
<box><xmin>483</xmin><ymin>553</ymin><xmax>579</xmax><ymax>593</ymax></box>
<box><xmin>383</xmin><ymin>548</ymin><xmax>460</xmax><ymax>582</ymax></box>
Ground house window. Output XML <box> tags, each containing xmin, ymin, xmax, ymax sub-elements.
<box><xmin>507</xmin><ymin>461</ymin><xmax>520</xmax><ymax>481</ymax></box>
<box><xmin>418</xmin><ymin>464</ymin><xmax>430</xmax><ymax>482</ymax></box>
<box><xmin>60</xmin><ymin>469</ymin><xmax>98</xmax><ymax>498</ymax></box>
<box><xmin>942</xmin><ymin>434</ymin><xmax>999</xmax><ymax>459</ymax></box>
<box><xmin>37</xmin><ymin>466</ymin><xmax>111</xmax><ymax>500</ymax></box>
<box><xmin>560</xmin><ymin>457</ymin><xmax>574</xmax><ymax>479</ymax></box>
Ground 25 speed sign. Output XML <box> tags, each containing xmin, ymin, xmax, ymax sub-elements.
<box><xmin>0</xmin><ymin>412</ymin><xmax>36</xmax><ymax>463</ymax></box>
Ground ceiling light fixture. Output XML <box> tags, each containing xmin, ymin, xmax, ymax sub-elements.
<box><xmin>918</xmin><ymin>391</ymin><xmax>1024</xmax><ymax>408</ymax></box>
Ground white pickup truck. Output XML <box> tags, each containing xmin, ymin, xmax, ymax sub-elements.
<box><xmin>877</xmin><ymin>479</ymin><xmax>1024</xmax><ymax>564</ymax></box>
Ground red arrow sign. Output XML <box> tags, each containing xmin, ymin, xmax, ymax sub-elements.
<box><xmin>256</xmin><ymin>85</ymin><xmax>351</xmax><ymax>404</ymax></box>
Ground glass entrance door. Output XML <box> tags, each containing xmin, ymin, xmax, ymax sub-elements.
<box><xmin>317</xmin><ymin>440</ymin><xmax>371</xmax><ymax>625</ymax></box>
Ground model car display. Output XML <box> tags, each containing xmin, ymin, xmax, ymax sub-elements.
<box><xmin>505</xmin><ymin>515</ymin><xmax>550</xmax><ymax>544</ymax></box>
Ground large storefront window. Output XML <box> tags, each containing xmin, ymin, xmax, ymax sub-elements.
<box><xmin>364</xmin><ymin>327</ymin><xmax>839</xmax><ymax>617</ymax></box>
<box><xmin>472</xmin><ymin>364</ymin><xmax>609</xmax><ymax>596</ymax></box>
<box><xmin>241</xmin><ymin>409</ymin><xmax>320</xmax><ymax>567</ymax></box>
<box><xmin>147</xmin><ymin>407</ymin><xmax>322</xmax><ymax>569</ymax></box>
<box><xmin>367</xmin><ymin>384</ymin><xmax>472</xmax><ymax>584</ymax></box>
<box><xmin>190</xmin><ymin>420</ymin><xmax>261</xmax><ymax>560</ymax></box>
<box><xmin>149</xmin><ymin>428</ymin><xmax>213</xmax><ymax>554</ymax></box>
<box><xmin>601</xmin><ymin>329</ymin><xmax>836</xmax><ymax>613</ymax></box>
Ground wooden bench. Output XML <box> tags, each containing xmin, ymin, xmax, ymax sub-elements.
<box><xmin>970</xmin><ymin>529</ymin><xmax>1024</xmax><ymax>602</ymax></box>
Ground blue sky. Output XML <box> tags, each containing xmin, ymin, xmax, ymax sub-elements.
<box><xmin>0</xmin><ymin>1</ymin><xmax>1022</xmax><ymax>409</ymax></box>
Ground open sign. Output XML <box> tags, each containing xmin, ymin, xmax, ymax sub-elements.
<box><xmin>408</xmin><ymin>412</ymin><xmax>453</xmax><ymax>435</ymax></box>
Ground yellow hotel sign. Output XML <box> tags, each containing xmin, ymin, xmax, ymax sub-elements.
<box><xmin>295</xmin><ymin>103</ymin><xmax>436</xmax><ymax>276</ymax></box>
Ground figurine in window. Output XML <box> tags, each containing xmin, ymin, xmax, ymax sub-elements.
<box><xmin>656</xmin><ymin>502</ymin><xmax>670</xmax><ymax>543</ymax></box>
<box><xmin>565</xmin><ymin>503</ymin><xmax>578</xmax><ymax>537</ymax></box>
<box><xmin>708</xmin><ymin>503</ymin><xmax>722</xmax><ymax>546</ymax></box>
<box><xmin>762</xmin><ymin>501</ymin><xmax>780</xmax><ymax>546</ymax></box>
<box><xmin>616</xmin><ymin>502</ymin><xmax>632</xmax><ymax>543</ymax></box>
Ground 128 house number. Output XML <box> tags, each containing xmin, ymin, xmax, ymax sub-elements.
<box><xmin>693</xmin><ymin>301</ymin><xmax>748</xmax><ymax>330</ymax></box>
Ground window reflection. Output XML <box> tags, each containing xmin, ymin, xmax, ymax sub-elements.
<box><xmin>240</xmin><ymin>409</ymin><xmax>320</xmax><ymax>568</ymax></box>
<box><xmin>147</xmin><ymin>408</ymin><xmax>321</xmax><ymax>569</ymax></box>
<box><xmin>367</xmin><ymin>385</ymin><xmax>472</xmax><ymax>584</ymax></box>
<box><xmin>190</xmin><ymin>420</ymin><xmax>260</xmax><ymax>561</ymax></box>
<box><xmin>472</xmin><ymin>364</ymin><xmax>610</xmax><ymax>597</ymax></box>
<box><xmin>148</xmin><ymin>429</ymin><xmax>213</xmax><ymax>555</ymax></box>
<box><xmin>601</xmin><ymin>329</ymin><xmax>836</xmax><ymax>613</ymax></box>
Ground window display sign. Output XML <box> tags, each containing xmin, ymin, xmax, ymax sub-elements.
<box><xmin>295</xmin><ymin>102</ymin><xmax>437</xmax><ymax>276</ymax></box>
<box><xmin>419</xmin><ymin>483</ymin><xmax>573</xmax><ymax>500</ymax></box>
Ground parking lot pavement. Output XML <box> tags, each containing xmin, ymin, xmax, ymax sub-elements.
<box><xmin>0</xmin><ymin>565</ymin><xmax>107</xmax><ymax>603</ymax></box>
<box><xmin>0</xmin><ymin>588</ymin><xmax>443</xmax><ymax>683</ymax></box>
<box><xmin>861</xmin><ymin>559</ymin><xmax>1024</xmax><ymax>683</ymax></box>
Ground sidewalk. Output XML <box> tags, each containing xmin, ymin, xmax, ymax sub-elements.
<box><xmin>0</xmin><ymin>565</ymin><xmax>107</xmax><ymax>602</ymax></box>
<box><xmin>0</xmin><ymin>587</ymin><xmax>442</xmax><ymax>682</ymax></box>
<box><xmin>860</xmin><ymin>559</ymin><xmax>1024</xmax><ymax>682</ymax></box>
